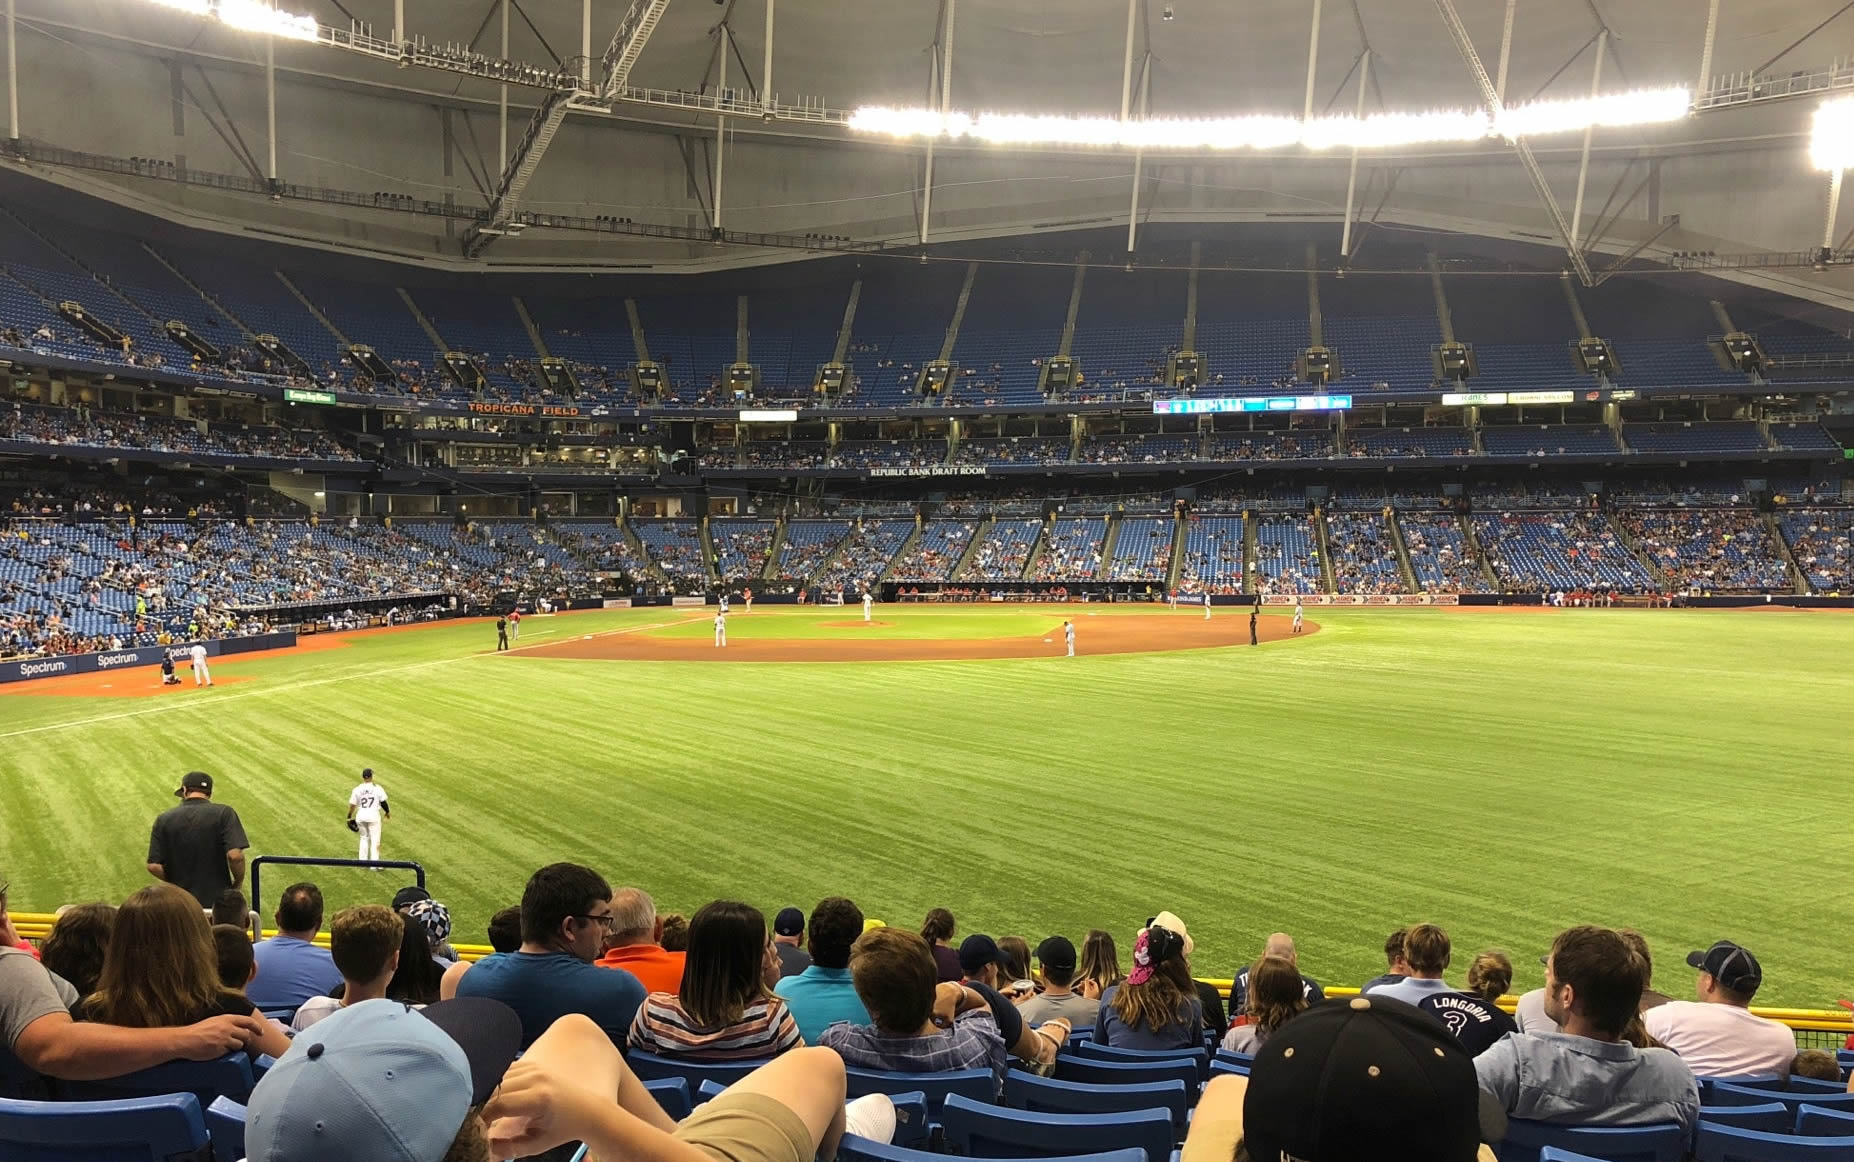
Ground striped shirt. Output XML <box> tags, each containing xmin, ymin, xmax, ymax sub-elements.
<box><xmin>626</xmin><ymin>991</ymin><xmax>802</xmax><ymax>1061</ymax></box>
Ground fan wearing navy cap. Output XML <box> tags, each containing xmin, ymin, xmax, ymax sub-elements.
<box><xmin>773</xmin><ymin>907</ymin><xmax>812</xmax><ymax>979</ymax></box>
<box><xmin>146</xmin><ymin>772</ymin><xmax>249</xmax><ymax>908</ymax></box>
<box><xmin>1642</xmin><ymin>939</ymin><xmax>1796</xmax><ymax>1076</ymax></box>
<box><xmin>1180</xmin><ymin>994</ymin><xmax>1508</xmax><ymax>1162</ymax></box>
<box><xmin>957</xmin><ymin>933</ymin><xmax>1069</xmax><ymax>1067</ymax></box>
<box><xmin>1018</xmin><ymin>936</ymin><xmax>1099</xmax><ymax>1028</ymax></box>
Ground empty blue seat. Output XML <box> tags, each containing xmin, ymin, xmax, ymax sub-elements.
<box><xmin>1496</xmin><ymin>1119</ymin><xmax>1687</xmax><ymax>1162</ymax></box>
<box><xmin>204</xmin><ymin>1096</ymin><xmax>246</xmax><ymax>1161</ymax></box>
<box><xmin>625</xmin><ymin>1052</ymin><xmax>769</xmax><ymax>1091</ymax></box>
<box><xmin>0</xmin><ymin>1093</ymin><xmax>211</xmax><ymax>1161</ymax></box>
<box><xmin>1711</xmin><ymin>1085</ymin><xmax>1854</xmax><ymax>1115</ymax></box>
<box><xmin>1054</xmin><ymin>1054</ymin><xmax>1198</xmax><ymax>1097</ymax></box>
<box><xmin>942</xmin><ymin>1093</ymin><xmax>1173</xmax><ymax>1162</ymax></box>
<box><xmin>1070</xmin><ymin>1043</ymin><xmax>1209</xmax><ymax>1081</ymax></box>
<box><xmin>1003</xmin><ymin>1070</ymin><xmax>1191</xmax><ymax>1134</ymax></box>
<box><xmin>1787</xmin><ymin>1079</ymin><xmax>1852</xmax><ymax>1095</ymax></box>
<box><xmin>1539</xmin><ymin>1151</ymin><xmax>1611</xmax><ymax>1162</ymax></box>
<box><xmin>1703</xmin><ymin>1077</ymin><xmax>1793</xmax><ymax>1102</ymax></box>
<box><xmin>644</xmin><ymin>1078</ymin><xmax>691</xmax><ymax>1122</ymax></box>
<box><xmin>1701</xmin><ymin>1103</ymin><xmax>1794</xmax><ymax>1133</ymax></box>
<box><xmin>1797</xmin><ymin>1108</ymin><xmax>1854</xmax><ymax>1137</ymax></box>
<box><xmin>61</xmin><ymin>1053</ymin><xmax>255</xmax><ymax>1111</ymax></box>
<box><xmin>1209</xmin><ymin>1059</ymin><xmax>1250</xmax><ymax>1079</ymax></box>
<box><xmin>1696</xmin><ymin>1122</ymin><xmax>1854</xmax><ymax>1161</ymax></box>
<box><xmin>837</xmin><ymin>1133</ymin><xmax>1146</xmax><ymax>1162</ymax></box>
<box><xmin>844</xmin><ymin>1066</ymin><xmax>994</xmax><ymax>1115</ymax></box>
<box><xmin>1212</xmin><ymin>1050</ymin><xmax>1254</xmax><ymax>1068</ymax></box>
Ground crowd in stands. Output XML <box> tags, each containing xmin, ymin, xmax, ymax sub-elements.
<box><xmin>1029</xmin><ymin>519</ymin><xmax>1106</xmax><ymax>581</ymax></box>
<box><xmin>1619</xmin><ymin>508</ymin><xmax>1795</xmax><ymax>592</ymax></box>
<box><xmin>1779</xmin><ymin>509</ymin><xmax>1854</xmax><ymax>592</ymax></box>
<box><xmin>959</xmin><ymin>520</ymin><xmax>1040</xmax><ymax>582</ymax></box>
<box><xmin>811</xmin><ymin>520</ymin><xmax>912</xmax><ymax>597</ymax></box>
<box><xmin>1325</xmin><ymin>511</ymin><xmax>1407</xmax><ymax>594</ymax></box>
<box><xmin>889</xmin><ymin>521</ymin><xmax>976</xmax><ymax>583</ymax></box>
<box><xmin>1</xmin><ymin>401</ymin><xmax>357</xmax><ymax>462</ymax></box>
<box><xmin>1398</xmin><ymin>513</ymin><xmax>1494</xmax><ymax>593</ymax></box>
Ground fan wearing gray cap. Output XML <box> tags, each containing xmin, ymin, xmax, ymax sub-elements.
<box><xmin>1179</xmin><ymin>994</ymin><xmax>1507</xmax><ymax>1162</ymax></box>
<box><xmin>1641</xmin><ymin>939</ymin><xmax>1797</xmax><ymax>1076</ymax></box>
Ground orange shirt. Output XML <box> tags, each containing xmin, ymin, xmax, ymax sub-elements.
<box><xmin>595</xmin><ymin>943</ymin><xmax>686</xmax><ymax>995</ymax></box>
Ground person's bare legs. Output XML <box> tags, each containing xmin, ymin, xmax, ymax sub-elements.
<box><xmin>720</xmin><ymin>1046</ymin><xmax>850</xmax><ymax>1160</ymax></box>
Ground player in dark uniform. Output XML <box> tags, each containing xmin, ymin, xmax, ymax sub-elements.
<box><xmin>1250</xmin><ymin>606</ymin><xmax>1259</xmax><ymax>646</ymax></box>
<box><xmin>495</xmin><ymin>615</ymin><xmax>509</xmax><ymax>651</ymax></box>
<box><xmin>160</xmin><ymin>655</ymin><xmax>180</xmax><ymax>685</ymax></box>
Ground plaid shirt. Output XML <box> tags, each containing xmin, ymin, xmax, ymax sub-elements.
<box><xmin>819</xmin><ymin>1008</ymin><xmax>1007</xmax><ymax>1092</ymax></box>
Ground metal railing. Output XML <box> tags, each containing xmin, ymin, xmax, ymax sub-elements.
<box><xmin>1695</xmin><ymin>57</ymin><xmax>1854</xmax><ymax>111</ymax></box>
<box><xmin>248</xmin><ymin>855</ymin><xmax>425</xmax><ymax>921</ymax></box>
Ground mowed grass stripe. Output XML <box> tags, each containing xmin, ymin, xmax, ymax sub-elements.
<box><xmin>2</xmin><ymin>607</ymin><xmax>1851</xmax><ymax>1005</ymax></box>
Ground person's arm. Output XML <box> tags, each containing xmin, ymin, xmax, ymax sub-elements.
<box><xmin>242</xmin><ymin>1004</ymin><xmax>293</xmax><ymax>1058</ymax></box>
<box><xmin>225</xmin><ymin>849</ymin><xmax>246</xmax><ymax>890</ymax></box>
<box><xmin>1181</xmin><ymin>1073</ymin><xmax>1246</xmax><ymax>1162</ymax></box>
<box><xmin>147</xmin><ymin>823</ymin><xmax>167</xmax><ymax>883</ymax></box>
<box><xmin>439</xmin><ymin>959</ymin><xmax>470</xmax><ymax>1001</ymax></box>
<box><xmin>380</xmin><ymin>793</ymin><xmax>390</xmax><ymax>820</ymax></box>
<box><xmin>1471</xmin><ymin>1037</ymin><xmax>1519</xmax><ymax>1113</ymax></box>
<box><xmin>222</xmin><ymin>809</ymin><xmax>250</xmax><ymax>889</ymax></box>
<box><xmin>13</xmin><ymin>1011</ymin><xmax>270</xmax><ymax>1081</ymax></box>
<box><xmin>346</xmin><ymin>790</ymin><xmax>357</xmax><ymax>822</ymax></box>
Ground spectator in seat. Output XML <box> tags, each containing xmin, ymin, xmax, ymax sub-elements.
<box><xmin>1791</xmin><ymin>1049</ymin><xmax>1842</xmax><ymax>1083</ymax></box>
<box><xmin>486</xmin><ymin>905</ymin><xmax>522</xmax><ymax>954</ymax></box>
<box><xmin>292</xmin><ymin>905</ymin><xmax>402</xmax><ymax>1032</ymax></box>
<box><xmin>997</xmin><ymin>936</ymin><xmax>1031</xmax><ymax>988</ymax></box>
<box><xmin>922</xmin><ymin>908</ymin><xmax>961</xmax><ymax>982</ymax></box>
<box><xmin>1223</xmin><ymin>955</ymin><xmax>1309</xmax><ymax>1055</ymax></box>
<box><xmin>1642</xmin><ymin>940</ymin><xmax>1795</xmax><ymax>1076</ymax></box>
<box><xmin>595</xmin><ymin>887</ymin><xmax>686</xmax><ymax>994</ymax></box>
<box><xmin>1475</xmin><ymin>925</ymin><xmax>1697</xmax><ymax>1135</ymax></box>
<box><xmin>1420</xmin><ymin>951</ymin><xmax>1518</xmax><ymax>1058</ymax></box>
<box><xmin>1362</xmin><ymin>927</ymin><xmax>1411</xmax><ymax>992</ymax></box>
<box><xmin>661</xmin><ymin>913</ymin><xmax>690</xmax><ymax>951</ymax></box>
<box><xmin>1229</xmin><ymin>932</ymin><xmax>1326</xmax><ymax>1019</ymax></box>
<box><xmin>1619</xmin><ymin>929</ymin><xmax>1671</xmax><ymax>1010</ymax></box>
<box><xmin>209</xmin><ymin>889</ymin><xmax>260</xmax><ymax>943</ymax></box>
<box><xmin>386</xmin><ymin>913</ymin><xmax>444</xmax><ymax>1005</ymax></box>
<box><xmin>773</xmin><ymin>907</ymin><xmax>812</xmax><ymax>979</ymax></box>
<box><xmin>778</xmin><ymin>896</ymin><xmax>870</xmax><ymax>1045</ymax></box>
<box><xmin>628</xmin><ymin>900</ymin><xmax>800</xmax><ymax>1060</ymax></box>
<box><xmin>80</xmin><ymin>884</ymin><xmax>291</xmax><ymax>1059</ymax></box>
<box><xmin>1098</xmin><ymin>921</ymin><xmax>1204</xmax><ymax>1051</ymax></box>
<box><xmin>1368</xmin><ymin>924</ymin><xmax>1453</xmax><ymax>1007</ymax></box>
<box><xmin>211</xmin><ymin>924</ymin><xmax>256</xmax><ymax>993</ymax></box>
<box><xmin>1078</xmin><ymin>928</ymin><xmax>1123</xmax><ymax>1000</ymax></box>
<box><xmin>957</xmin><ymin>934</ymin><xmax>1069</xmax><ymax>1067</ymax></box>
<box><xmin>38</xmin><ymin>903</ymin><xmax>116</xmax><ymax>1005</ymax></box>
<box><xmin>454</xmin><ymin>862</ymin><xmax>646</xmax><ymax>1048</ymax></box>
<box><xmin>248</xmin><ymin>881</ymin><xmax>342</xmax><ymax>1011</ymax></box>
<box><xmin>1018</xmin><ymin>935</ymin><xmax>1099</xmax><ymax>1029</ymax></box>
<box><xmin>821</xmin><ymin>926</ymin><xmax>1008</xmax><ymax>1090</ymax></box>
<box><xmin>1144</xmin><ymin>911</ymin><xmax>1227</xmax><ymax>1045</ymax></box>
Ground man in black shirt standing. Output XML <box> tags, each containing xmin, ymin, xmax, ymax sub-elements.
<box><xmin>1249</xmin><ymin>605</ymin><xmax>1259</xmax><ymax>646</ymax></box>
<box><xmin>496</xmin><ymin>616</ymin><xmax>509</xmax><ymax>651</ymax></box>
<box><xmin>147</xmin><ymin>772</ymin><xmax>250</xmax><ymax>907</ymax></box>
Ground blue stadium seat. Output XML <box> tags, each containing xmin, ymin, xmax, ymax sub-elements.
<box><xmin>1496</xmin><ymin>1120</ymin><xmax>1687</xmax><ymax>1162</ymax></box>
<box><xmin>942</xmin><ymin>1093</ymin><xmax>1173</xmax><ymax>1162</ymax></box>
<box><xmin>1003</xmin><ymin>1070</ymin><xmax>1191</xmax><ymax>1135</ymax></box>
<box><xmin>1696</xmin><ymin>1123</ymin><xmax>1854</xmax><ymax>1161</ymax></box>
<box><xmin>1208</xmin><ymin>1059</ymin><xmax>1250</xmax><ymax>1080</ymax></box>
<box><xmin>1212</xmin><ymin>1050</ymin><xmax>1254</xmax><ymax>1068</ymax></box>
<box><xmin>644</xmin><ymin>1078</ymin><xmax>692</xmax><ymax>1122</ymax></box>
<box><xmin>1053</xmin><ymin>1054</ymin><xmax>1198</xmax><ymax>1097</ymax></box>
<box><xmin>204</xmin><ymin>1096</ymin><xmax>246</xmax><ymax>1161</ymax></box>
<box><xmin>624</xmin><ymin>1052</ymin><xmax>769</xmax><ymax>1090</ymax></box>
<box><xmin>61</xmin><ymin>1053</ymin><xmax>255</xmax><ymax>1110</ymax></box>
<box><xmin>1701</xmin><ymin>1076</ymin><xmax>1787</xmax><ymax>1102</ymax></box>
<box><xmin>693</xmin><ymin>1079</ymin><xmax>929</xmax><ymax>1145</ymax></box>
<box><xmin>1066</xmin><ymin>1028</ymin><xmax>1096</xmax><ymax>1045</ymax></box>
<box><xmin>1701</xmin><ymin>1104</ymin><xmax>1795</xmax><ymax>1133</ymax></box>
<box><xmin>837</xmin><ymin>1134</ymin><xmax>1147</xmax><ymax>1162</ymax></box>
<box><xmin>1796</xmin><ymin>1107</ymin><xmax>1854</xmax><ymax>1137</ymax></box>
<box><xmin>1709</xmin><ymin>1085</ymin><xmax>1854</xmax><ymax>1114</ymax></box>
<box><xmin>0</xmin><ymin>1093</ymin><xmax>211</xmax><ymax>1161</ymax></box>
<box><xmin>843</xmin><ymin>1066</ymin><xmax>994</xmax><ymax>1115</ymax></box>
<box><xmin>1786</xmin><ymin>1079</ymin><xmax>1852</xmax><ymax>1095</ymax></box>
<box><xmin>1070</xmin><ymin>1042</ymin><xmax>1209</xmax><ymax>1080</ymax></box>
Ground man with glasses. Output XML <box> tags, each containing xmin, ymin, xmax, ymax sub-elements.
<box><xmin>454</xmin><ymin>862</ymin><xmax>646</xmax><ymax>1048</ymax></box>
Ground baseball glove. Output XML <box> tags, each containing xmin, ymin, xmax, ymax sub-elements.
<box><xmin>346</xmin><ymin>819</ymin><xmax>359</xmax><ymax>833</ymax></box>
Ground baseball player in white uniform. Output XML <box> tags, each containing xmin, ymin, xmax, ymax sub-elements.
<box><xmin>719</xmin><ymin>594</ymin><xmax>730</xmax><ymax>616</ymax></box>
<box><xmin>714</xmin><ymin>610</ymin><xmax>727</xmax><ymax>648</ymax></box>
<box><xmin>1203</xmin><ymin>591</ymin><xmax>1212</xmax><ymax>621</ymax></box>
<box><xmin>1292</xmin><ymin>599</ymin><xmax>1304</xmax><ymax>634</ymax></box>
<box><xmin>1063</xmin><ymin>620</ymin><xmax>1075</xmax><ymax>657</ymax></box>
<box><xmin>346</xmin><ymin>768</ymin><xmax>390</xmax><ymax>861</ymax></box>
<box><xmin>188</xmin><ymin>642</ymin><xmax>212</xmax><ymax>687</ymax></box>
<box><xmin>862</xmin><ymin>591</ymin><xmax>873</xmax><ymax>622</ymax></box>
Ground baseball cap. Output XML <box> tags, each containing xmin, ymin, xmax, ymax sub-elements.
<box><xmin>1243</xmin><ymin>995</ymin><xmax>1505</xmax><ymax>1162</ymax></box>
<box><xmin>392</xmin><ymin>886</ymin><xmax>432</xmax><ymax>910</ymax></box>
<box><xmin>1147</xmin><ymin>910</ymin><xmax>1195</xmax><ymax>957</ymax></box>
<box><xmin>1035</xmin><ymin>935</ymin><xmax>1077</xmax><ymax>972</ymax></box>
<box><xmin>958</xmin><ymin>934</ymin><xmax>1006</xmax><ymax>975</ymax></box>
<box><xmin>774</xmin><ymin>907</ymin><xmax>805</xmax><ymax>937</ymax></box>
<box><xmin>245</xmin><ymin>998</ymin><xmax>521</xmax><ymax>1162</ymax></box>
<box><xmin>1687</xmin><ymin>941</ymin><xmax>1763</xmax><ymax>995</ymax></box>
<box><xmin>405</xmin><ymin>898</ymin><xmax>453</xmax><ymax>944</ymax></box>
<box><xmin>175</xmin><ymin>772</ymin><xmax>213</xmax><ymax>798</ymax></box>
<box><xmin>361</xmin><ymin>768</ymin><xmax>374</xmax><ymax>780</ymax></box>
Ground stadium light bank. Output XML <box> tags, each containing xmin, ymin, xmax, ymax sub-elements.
<box><xmin>143</xmin><ymin>0</ymin><xmax>319</xmax><ymax>41</ymax></box>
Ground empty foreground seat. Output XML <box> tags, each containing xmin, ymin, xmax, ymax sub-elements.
<box><xmin>942</xmin><ymin>1093</ymin><xmax>1173</xmax><ymax>1162</ymax></box>
<box><xmin>0</xmin><ymin>1093</ymin><xmax>211</xmax><ymax>1161</ymax></box>
<box><xmin>837</xmin><ymin>1131</ymin><xmax>1146</xmax><ymax>1162</ymax></box>
<box><xmin>1496</xmin><ymin>1119</ymin><xmax>1687</xmax><ymax>1162</ymax></box>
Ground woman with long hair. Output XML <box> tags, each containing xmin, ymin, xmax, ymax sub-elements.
<box><xmin>82</xmin><ymin>884</ymin><xmax>290</xmax><ymax>1058</ymax></box>
<box><xmin>628</xmin><ymin>900</ymin><xmax>801</xmax><ymax>1060</ymax></box>
<box><xmin>921</xmin><ymin>908</ymin><xmax>961</xmax><ymax>983</ymax></box>
<box><xmin>1076</xmin><ymin>929</ymin><xmax>1123</xmax><ymax>1001</ymax></box>
<box><xmin>1221</xmin><ymin>956</ymin><xmax>1306</xmax><ymax>1054</ymax></box>
<box><xmin>386</xmin><ymin>916</ymin><xmax>444</xmax><ymax>1005</ymax></box>
<box><xmin>1097</xmin><ymin>923</ymin><xmax>1202</xmax><ymax>1050</ymax></box>
<box><xmin>40</xmin><ymin>903</ymin><xmax>116</xmax><ymax>1004</ymax></box>
<box><xmin>996</xmin><ymin>936</ymin><xmax>1032</xmax><ymax>990</ymax></box>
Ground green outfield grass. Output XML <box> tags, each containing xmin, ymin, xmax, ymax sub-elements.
<box><xmin>2</xmin><ymin>605</ymin><xmax>1850</xmax><ymax>1007</ymax></box>
<box><xmin>647</xmin><ymin>607</ymin><xmax>1064</xmax><ymax>640</ymax></box>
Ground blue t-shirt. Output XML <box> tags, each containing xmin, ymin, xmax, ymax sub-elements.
<box><xmin>247</xmin><ymin>937</ymin><xmax>343</xmax><ymax>1011</ymax></box>
<box><xmin>455</xmin><ymin>951</ymin><xmax>646</xmax><ymax>1048</ymax></box>
<box><xmin>1096</xmin><ymin>983</ymin><xmax>1203</xmax><ymax>1051</ymax></box>
<box><xmin>776</xmin><ymin>965</ymin><xmax>870</xmax><ymax>1046</ymax></box>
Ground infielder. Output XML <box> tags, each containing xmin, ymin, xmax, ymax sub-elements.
<box><xmin>508</xmin><ymin>609</ymin><xmax>522</xmax><ymax>641</ymax></box>
<box><xmin>862</xmin><ymin>590</ymin><xmax>873</xmax><ymax>622</ymax></box>
<box><xmin>743</xmin><ymin>587</ymin><xmax>753</xmax><ymax>613</ymax></box>
<box><xmin>719</xmin><ymin>593</ymin><xmax>730</xmax><ymax>616</ymax></box>
<box><xmin>1063</xmin><ymin>619</ymin><xmax>1075</xmax><ymax>657</ymax></box>
<box><xmin>714</xmin><ymin>610</ymin><xmax>727</xmax><ymax>648</ymax></box>
<box><xmin>1292</xmin><ymin>599</ymin><xmax>1304</xmax><ymax>634</ymax></box>
<box><xmin>189</xmin><ymin>642</ymin><xmax>212</xmax><ymax>687</ymax></box>
<box><xmin>1169</xmin><ymin>589</ymin><xmax>1178</xmax><ymax>611</ymax></box>
<box><xmin>346</xmin><ymin>768</ymin><xmax>390</xmax><ymax>861</ymax></box>
<box><xmin>1203</xmin><ymin>591</ymin><xmax>1212</xmax><ymax>621</ymax></box>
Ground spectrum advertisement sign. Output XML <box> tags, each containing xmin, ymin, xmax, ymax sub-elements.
<box><xmin>1152</xmin><ymin>394</ymin><xmax>1351</xmax><ymax>415</ymax></box>
<box><xmin>0</xmin><ymin>632</ymin><xmax>297</xmax><ymax>685</ymax></box>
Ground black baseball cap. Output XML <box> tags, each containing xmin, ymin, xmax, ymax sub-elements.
<box><xmin>361</xmin><ymin>768</ymin><xmax>374</xmax><ymax>781</ymax></box>
<box><xmin>1687</xmin><ymin>941</ymin><xmax>1763</xmax><ymax>995</ymax></box>
<box><xmin>958</xmin><ymin>934</ymin><xmax>1005</xmax><ymax>975</ymax></box>
<box><xmin>1036</xmin><ymin>935</ymin><xmax>1077</xmax><ymax>972</ymax></box>
<box><xmin>175</xmin><ymin>771</ymin><xmax>213</xmax><ymax>798</ymax></box>
<box><xmin>774</xmin><ymin>907</ymin><xmax>805</xmax><ymax>937</ymax></box>
<box><xmin>392</xmin><ymin>886</ymin><xmax>433</xmax><ymax>910</ymax></box>
<box><xmin>1243</xmin><ymin>995</ymin><xmax>1504</xmax><ymax>1162</ymax></box>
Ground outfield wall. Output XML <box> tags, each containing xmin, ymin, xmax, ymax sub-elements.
<box><xmin>0</xmin><ymin>631</ymin><xmax>298</xmax><ymax>686</ymax></box>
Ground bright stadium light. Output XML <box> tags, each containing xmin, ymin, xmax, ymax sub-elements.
<box><xmin>138</xmin><ymin>0</ymin><xmax>319</xmax><ymax>42</ymax></box>
<box><xmin>849</xmin><ymin>87</ymin><xmax>1690</xmax><ymax>153</ymax></box>
<box><xmin>1810</xmin><ymin>96</ymin><xmax>1854</xmax><ymax>172</ymax></box>
<box><xmin>144</xmin><ymin>0</ymin><xmax>212</xmax><ymax>12</ymax></box>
